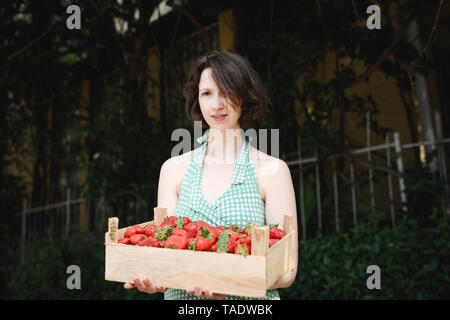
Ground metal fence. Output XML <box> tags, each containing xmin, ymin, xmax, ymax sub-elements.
<box><xmin>14</xmin><ymin>189</ymin><xmax>85</xmax><ymax>262</ymax></box>
<box><xmin>287</xmin><ymin>112</ymin><xmax>450</xmax><ymax>240</ymax></box>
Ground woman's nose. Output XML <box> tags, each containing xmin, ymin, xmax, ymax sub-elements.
<box><xmin>212</xmin><ymin>93</ymin><xmax>226</xmax><ymax>109</ymax></box>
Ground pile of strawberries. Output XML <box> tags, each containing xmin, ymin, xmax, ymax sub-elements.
<box><xmin>118</xmin><ymin>216</ymin><xmax>286</xmax><ymax>256</ymax></box>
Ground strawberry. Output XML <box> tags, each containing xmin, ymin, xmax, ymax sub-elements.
<box><xmin>172</xmin><ymin>228</ymin><xmax>187</xmax><ymax>237</ymax></box>
<box><xmin>137</xmin><ymin>236</ymin><xmax>161</xmax><ymax>248</ymax></box>
<box><xmin>155</xmin><ymin>225</ymin><xmax>173</xmax><ymax>242</ymax></box>
<box><xmin>210</xmin><ymin>243</ymin><xmax>218</xmax><ymax>252</ymax></box>
<box><xmin>244</xmin><ymin>223</ymin><xmax>257</xmax><ymax>235</ymax></box>
<box><xmin>234</xmin><ymin>243</ymin><xmax>251</xmax><ymax>256</ymax></box>
<box><xmin>188</xmin><ymin>238</ymin><xmax>197</xmax><ymax>250</ymax></box>
<box><xmin>195</xmin><ymin>226</ymin><xmax>215</xmax><ymax>251</ymax></box>
<box><xmin>144</xmin><ymin>224</ymin><xmax>157</xmax><ymax>237</ymax></box>
<box><xmin>216</xmin><ymin>232</ymin><xmax>237</xmax><ymax>253</ymax></box>
<box><xmin>238</xmin><ymin>234</ymin><xmax>252</xmax><ymax>246</ymax></box>
<box><xmin>215</xmin><ymin>226</ymin><xmax>227</xmax><ymax>237</ymax></box>
<box><xmin>124</xmin><ymin>225</ymin><xmax>145</xmax><ymax>238</ymax></box>
<box><xmin>160</xmin><ymin>216</ymin><xmax>178</xmax><ymax>228</ymax></box>
<box><xmin>225</xmin><ymin>227</ymin><xmax>241</xmax><ymax>241</ymax></box>
<box><xmin>163</xmin><ymin>235</ymin><xmax>188</xmax><ymax>249</ymax></box>
<box><xmin>129</xmin><ymin>233</ymin><xmax>146</xmax><ymax>245</ymax></box>
<box><xmin>269</xmin><ymin>225</ymin><xmax>286</xmax><ymax>239</ymax></box>
<box><xmin>269</xmin><ymin>238</ymin><xmax>280</xmax><ymax>248</ymax></box>
<box><xmin>118</xmin><ymin>237</ymin><xmax>130</xmax><ymax>245</ymax></box>
<box><xmin>229</xmin><ymin>225</ymin><xmax>244</xmax><ymax>233</ymax></box>
<box><xmin>175</xmin><ymin>216</ymin><xmax>192</xmax><ymax>228</ymax></box>
<box><xmin>183</xmin><ymin>222</ymin><xmax>199</xmax><ymax>238</ymax></box>
<box><xmin>196</xmin><ymin>222</ymin><xmax>217</xmax><ymax>241</ymax></box>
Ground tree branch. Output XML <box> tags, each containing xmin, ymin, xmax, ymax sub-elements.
<box><xmin>345</xmin><ymin>17</ymin><xmax>412</xmax><ymax>90</ymax></box>
<box><xmin>6</xmin><ymin>22</ymin><xmax>57</xmax><ymax>64</ymax></box>
<box><xmin>166</xmin><ymin>0</ymin><xmax>212</xmax><ymax>51</ymax></box>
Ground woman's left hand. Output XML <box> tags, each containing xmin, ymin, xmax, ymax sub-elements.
<box><xmin>186</xmin><ymin>286</ymin><xmax>227</xmax><ymax>300</ymax></box>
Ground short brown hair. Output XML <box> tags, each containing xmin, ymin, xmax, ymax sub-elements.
<box><xmin>183</xmin><ymin>50</ymin><xmax>271</xmax><ymax>129</ymax></box>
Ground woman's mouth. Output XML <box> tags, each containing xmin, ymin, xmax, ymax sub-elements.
<box><xmin>211</xmin><ymin>114</ymin><xmax>228</xmax><ymax>122</ymax></box>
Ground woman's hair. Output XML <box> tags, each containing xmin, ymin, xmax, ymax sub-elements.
<box><xmin>183</xmin><ymin>50</ymin><xmax>271</xmax><ymax>129</ymax></box>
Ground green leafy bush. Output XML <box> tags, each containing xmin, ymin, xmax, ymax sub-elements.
<box><xmin>279</xmin><ymin>210</ymin><xmax>450</xmax><ymax>299</ymax></box>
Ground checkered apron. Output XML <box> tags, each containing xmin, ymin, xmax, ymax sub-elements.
<box><xmin>163</xmin><ymin>129</ymin><xmax>281</xmax><ymax>300</ymax></box>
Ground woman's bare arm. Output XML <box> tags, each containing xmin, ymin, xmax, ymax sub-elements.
<box><xmin>157</xmin><ymin>158</ymin><xmax>180</xmax><ymax>217</ymax></box>
<box><xmin>262</xmin><ymin>158</ymin><xmax>298</xmax><ymax>289</ymax></box>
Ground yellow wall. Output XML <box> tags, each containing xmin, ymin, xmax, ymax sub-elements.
<box><xmin>218</xmin><ymin>9</ymin><xmax>237</xmax><ymax>52</ymax></box>
<box><xmin>146</xmin><ymin>45</ymin><xmax>161</xmax><ymax>120</ymax></box>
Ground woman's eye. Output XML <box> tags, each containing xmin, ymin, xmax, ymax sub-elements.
<box><xmin>201</xmin><ymin>92</ymin><xmax>210</xmax><ymax>96</ymax></box>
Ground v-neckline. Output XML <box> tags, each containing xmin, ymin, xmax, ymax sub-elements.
<box><xmin>199</xmin><ymin>133</ymin><xmax>247</xmax><ymax>208</ymax></box>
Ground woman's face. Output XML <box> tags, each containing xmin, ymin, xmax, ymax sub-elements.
<box><xmin>198</xmin><ymin>68</ymin><xmax>241</xmax><ymax>131</ymax></box>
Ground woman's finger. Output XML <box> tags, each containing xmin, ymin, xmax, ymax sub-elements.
<box><xmin>142</xmin><ymin>278</ymin><xmax>153</xmax><ymax>291</ymax></box>
<box><xmin>194</xmin><ymin>286</ymin><xmax>203</xmax><ymax>297</ymax></box>
<box><xmin>134</xmin><ymin>278</ymin><xmax>145</xmax><ymax>292</ymax></box>
<box><xmin>204</xmin><ymin>289</ymin><xmax>213</xmax><ymax>298</ymax></box>
<box><xmin>156</xmin><ymin>285</ymin><xmax>167</xmax><ymax>292</ymax></box>
<box><xmin>124</xmin><ymin>282</ymin><xmax>135</xmax><ymax>290</ymax></box>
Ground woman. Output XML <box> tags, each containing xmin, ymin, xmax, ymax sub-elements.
<box><xmin>125</xmin><ymin>50</ymin><xmax>298</xmax><ymax>300</ymax></box>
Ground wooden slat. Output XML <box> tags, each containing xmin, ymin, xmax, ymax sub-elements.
<box><xmin>251</xmin><ymin>226</ymin><xmax>269</xmax><ymax>257</ymax></box>
<box><xmin>107</xmin><ymin>217</ymin><xmax>119</xmax><ymax>244</ymax></box>
<box><xmin>282</xmin><ymin>213</ymin><xmax>294</xmax><ymax>234</ymax></box>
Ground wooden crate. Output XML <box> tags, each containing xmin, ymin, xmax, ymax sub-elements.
<box><xmin>105</xmin><ymin>207</ymin><xmax>296</xmax><ymax>298</ymax></box>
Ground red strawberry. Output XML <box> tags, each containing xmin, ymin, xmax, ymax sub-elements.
<box><xmin>129</xmin><ymin>233</ymin><xmax>146</xmax><ymax>245</ymax></box>
<box><xmin>118</xmin><ymin>237</ymin><xmax>130</xmax><ymax>245</ymax></box>
<box><xmin>183</xmin><ymin>222</ymin><xmax>199</xmax><ymax>238</ymax></box>
<box><xmin>226</xmin><ymin>227</ymin><xmax>241</xmax><ymax>241</ymax></box>
<box><xmin>144</xmin><ymin>224</ymin><xmax>157</xmax><ymax>237</ymax></box>
<box><xmin>196</xmin><ymin>223</ymin><xmax>217</xmax><ymax>241</ymax></box>
<box><xmin>155</xmin><ymin>225</ymin><xmax>173</xmax><ymax>242</ymax></box>
<box><xmin>269</xmin><ymin>226</ymin><xmax>286</xmax><ymax>239</ymax></box>
<box><xmin>175</xmin><ymin>216</ymin><xmax>192</xmax><ymax>228</ymax></box>
<box><xmin>234</xmin><ymin>243</ymin><xmax>251</xmax><ymax>256</ymax></box>
<box><xmin>124</xmin><ymin>225</ymin><xmax>145</xmax><ymax>238</ymax></box>
<box><xmin>225</xmin><ymin>238</ymin><xmax>237</xmax><ymax>253</ymax></box>
<box><xmin>163</xmin><ymin>235</ymin><xmax>188</xmax><ymax>249</ymax></box>
<box><xmin>137</xmin><ymin>236</ymin><xmax>161</xmax><ymax>248</ymax></box>
<box><xmin>195</xmin><ymin>226</ymin><xmax>215</xmax><ymax>251</ymax></box>
<box><xmin>216</xmin><ymin>232</ymin><xmax>238</xmax><ymax>253</ymax></box>
<box><xmin>210</xmin><ymin>243</ymin><xmax>218</xmax><ymax>252</ymax></box>
<box><xmin>238</xmin><ymin>234</ymin><xmax>252</xmax><ymax>246</ymax></box>
<box><xmin>243</xmin><ymin>223</ymin><xmax>257</xmax><ymax>235</ymax></box>
<box><xmin>215</xmin><ymin>226</ymin><xmax>227</xmax><ymax>237</ymax></box>
<box><xmin>269</xmin><ymin>238</ymin><xmax>280</xmax><ymax>248</ymax></box>
<box><xmin>195</xmin><ymin>236</ymin><xmax>214</xmax><ymax>251</ymax></box>
<box><xmin>172</xmin><ymin>228</ymin><xmax>187</xmax><ymax>237</ymax></box>
<box><xmin>187</xmin><ymin>237</ymin><xmax>196</xmax><ymax>250</ymax></box>
<box><xmin>160</xmin><ymin>216</ymin><xmax>178</xmax><ymax>228</ymax></box>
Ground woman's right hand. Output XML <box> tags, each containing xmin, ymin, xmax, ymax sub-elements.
<box><xmin>124</xmin><ymin>278</ymin><xmax>167</xmax><ymax>294</ymax></box>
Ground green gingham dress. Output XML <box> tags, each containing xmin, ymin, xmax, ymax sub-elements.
<box><xmin>164</xmin><ymin>129</ymin><xmax>280</xmax><ymax>300</ymax></box>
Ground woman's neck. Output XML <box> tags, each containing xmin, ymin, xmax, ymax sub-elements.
<box><xmin>205</xmin><ymin>128</ymin><xmax>244</xmax><ymax>165</ymax></box>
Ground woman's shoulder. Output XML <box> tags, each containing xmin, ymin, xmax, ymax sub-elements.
<box><xmin>161</xmin><ymin>147</ymin><xmax>202</xmax><ymax>194</ymax></box>
<box><xmin>249</xmin><ymin>146</ymin><xmax>289</xmax><ymax>201</ymax></box>
<box><xmin>249</xmin><ymin>146</ymin><xmax>287</xmax><ymax>174</ymax></box>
